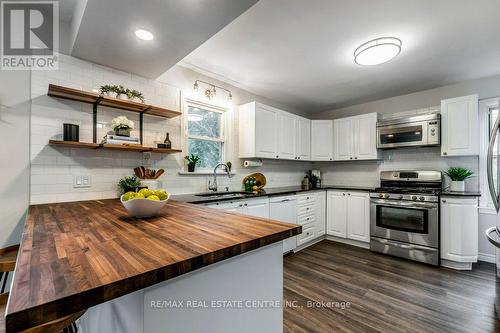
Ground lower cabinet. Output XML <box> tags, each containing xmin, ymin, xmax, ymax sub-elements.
<box><xmin>296</xmin><ymin>191</ymin><xmax>326</xmax><ymax>246</ymax></box>
<box><xmin>326</xmin><ymin>190</ymin><xmax>370</xmax><ymax>242</ymax></box>
<box><xmin>205</xmin><ymin>198</ymin><xmax>269</xmax><ymax>218</ymax></box>
<box><xmin>440</xmin><ymin>196</ymin><xmax>478</xmax><ymax>269</ymax></box>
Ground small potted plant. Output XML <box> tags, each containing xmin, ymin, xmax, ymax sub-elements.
<box><xmin>443</xmin><ymin>167</ymin><xmax>474</xmax><ymax>192</ymax></box>
<box><xmin>117</xmin><ymin>85</ymin><xmax>128</xmax><ymax>100</ymax></box>
<box><xmin>111</xmin><ymin>116</ymin><xmax>134</xmax><ymax>137</ymax></box>
<box><xmin>127</xmin><ymin>89</ymin><xmax>145</xmax><ymax>103</ymax></box>
<box><xmin>185</xmin><ymin>154</ymin><xmax>201</xmax><ymax>172</ymax></box>
<box><xmin>99</xmin><ymin>84</ymin><xmax>113</xmax><ymax>97</ymax></box>
<box><xmin>118</xmin><ymin>175</ymin><xmax>140</xmax><ymax>194</ymax></box>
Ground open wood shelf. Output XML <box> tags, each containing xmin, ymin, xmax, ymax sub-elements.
<box><xmin>47</xmin><ymin>84</ymin><xmax>182</xmax><ymax>118</ymax></box>
<box><xmin>49</xmin><ymin>140</ymin><xmax>182</xmax><ymax>154</ymax></box>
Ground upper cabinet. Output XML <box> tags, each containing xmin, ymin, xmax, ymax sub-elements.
<box><xmin>334</xmin><ymin>112</ymin><xmax>378</xmax><ymax>161</ymax></box>
<box><xmin>311</xmin><ymin>120</ymin><xmax>334</xmax><ymax>161</ymax></box>
<box><xmin>296</xmin><ymin>116</ymin><xmax>311</xmax><ymax>160</ymax></box>
<box><xmin>239</xmin><ymin>102</ymin><xmax>279</xmax><ymax>159</ymax></box>
<box><xmin>441</xmin><ymin>94</ymin><xmax>479</xmax><ymax>156</ymax></box>
<box><xmin>278</xmin><ymin>112</ymin><xmax>297</xmax><ymax>160</ymax></box>
<box><xmin>239</xmin><ymin>101</ymin><xmax>310</xmax><ymax>160</ymax></box>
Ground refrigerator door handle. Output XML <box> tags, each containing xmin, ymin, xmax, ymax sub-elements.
<box><xmin>486</xmin><ymin>226</ymin><xmax>500</xmax><ymax>248</ymax></box>
<box><xmin>487</xmin><ymin>113</ymin><xmax>500</xmax><ymax>212</ymax></box>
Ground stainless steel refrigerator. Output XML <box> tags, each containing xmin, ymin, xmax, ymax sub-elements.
<box><xmin>485</xmin><ymin>106</ymin><xmax>500</xmax><ymax>317</ymax></box>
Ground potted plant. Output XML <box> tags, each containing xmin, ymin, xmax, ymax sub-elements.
<box><xmin>118</xmin><ymin>175</ymin><xmax>140</xmax><ymax>194</ymax></box>
<box><xmin>100</xmin><ymin>84</ymin><xmax>120</xmax><ymax>98</ymax></box>
<box><xmin>127</xmin><ymin>89</ymin><xmax>145</xmax><ymax>103</ymax></box>
<box><xmin>111</xmin><ymin>116</ymin><xmax>134</xmax><ymax>137</ymax></box>
<box><xmin>116</xmin><ymin>85</ymin><xmax>128</xmax><ymax>100</ymax></box>
<box><xmin>443</xmin><ymin>167</ymin><xmax>474</xmax><ymax>192</ymax></box>
<box><xmin>185</xmin><ymin>154</ymin><xmax>201</xmax><ymax>172</ymax></box>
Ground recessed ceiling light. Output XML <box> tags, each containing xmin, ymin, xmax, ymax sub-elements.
<box><xmin>354</xmin><ymin>37</ymin><xmax>402</xmax><ymax>66</ymax></box>
<box><xmin>135</xmin><ymin>29</ymin><xmax>154</xmax><ymax>41</ymax></box>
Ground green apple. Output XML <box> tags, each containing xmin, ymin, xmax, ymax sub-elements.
<box><xmin>134</xmin><ymin>193</ymin><xmax>145</xmax><ymax>199</ymax></box>
<box><xmin>138</xmin><ymin>188</ymin><xmax>153</xmax><ymax>197</ymax></box>
<box><xmin>122</xmin><ymin>192</ymin><xmax>136</xmax><ymax>201</ymax></box>
<box><xmin>147</xmin><ymin>195</ymin><xmax>160</xmax><ymax>201</ymax></box>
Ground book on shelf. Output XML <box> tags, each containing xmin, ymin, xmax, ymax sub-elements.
<box><xmin>103</xmin><ymin>139</ymin><xmax>142</xmax><ymax>145</ymax></box>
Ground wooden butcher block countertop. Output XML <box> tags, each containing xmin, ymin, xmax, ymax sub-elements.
<box><xmin>5</xmin><ymin>199</ymin><xmax>300</xmax><ymax>332</ymax></box>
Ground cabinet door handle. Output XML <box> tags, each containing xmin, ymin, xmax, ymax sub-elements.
<box><xmin>298</xmin><ymin>157</ymin><xmax>301</xmax><ymax>160</ymax></box>
<box><xmin>354</xmin><ymin>157</ymin><xmax>358</xmax><ymax>160</ymax></box>
<box><xmin>442</xmin><ymin>200</ymin><xmax>446</xmax><ymax>203</ymax></box>
<box><xmin>276</xmin><ymin>155</ymin><xmax>279</xmax><ymax>158</ymax></box>
<box><xmin>443</xmin><ymin>152</ymin><xmax>447</xmax><ymax>156</ymax></box>
<box><xmin>244</xmin><ymin>203</ymin><xmax>248</xmax><ymax>206</ymax></box>
<box><xmin>342</xmin><ymin>193</ymin><xmax>345</xmax><ymax>196</ymax></box>
<box><xmin>348</xmin><ymin>193</ymin><xmax>351</xmax><ymax>196</ymax></box>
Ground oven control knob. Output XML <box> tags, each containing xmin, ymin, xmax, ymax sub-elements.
<box><xmin>385</xmin><ymin>194</ymin><xmax>390</xmax><ymax>199</ymax></box>
<box><xmin>398</xmin><ymin>195</ymin><xmax>403</xmax><ymax>200</ymax></box>
<box><xmin>378</xmin><ymin>194</ymin><xmax>384</xmax><ymax>198</ymax></box>
<box><xmin>411</xmin><ymin>196</ymin><xmax>418</xmax><ymax>200</ymax></box>
<box><xmin>419</xmin><ymin>196</ymin><xmax>425</xmax><ymax>201</ymax></box>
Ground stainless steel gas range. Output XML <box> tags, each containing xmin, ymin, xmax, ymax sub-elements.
<box><xmin>370</xmin><ymin>170</ymin><xmax>443</xmax><ymax>266</ymax></box>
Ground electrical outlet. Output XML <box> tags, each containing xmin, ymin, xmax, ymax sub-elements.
<box><xmin>73</xmin><ymin>175</ymin><xmax>91</xmax><ymax>188</ymax></box>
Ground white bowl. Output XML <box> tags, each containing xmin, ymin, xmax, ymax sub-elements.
<box><xmin>120</xmin><ymin>193</ymin><xmax>169</xmax><ymax>218</ymax></box>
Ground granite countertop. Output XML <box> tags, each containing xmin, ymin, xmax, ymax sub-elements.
<box><xmin>171</xmin><ymin>185</ymin><xmax>376</xmax><ymax>204</ymax></box>
<box><xmin>440</xmin><ymin>190</ymin><xmax>481</xmax><ymax>197</ymax></box>
<box><xmin>6</xmin><ymin>199</ymin><xmax>300</xmax><ymax>333</ymax></box>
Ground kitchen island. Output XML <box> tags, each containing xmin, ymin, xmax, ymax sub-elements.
<box><xmin>5</xmin><ymin>199</ymin><xmax>300</xmax><ymax>333</ymax></box>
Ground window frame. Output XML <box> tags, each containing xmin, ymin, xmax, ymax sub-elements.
<box><xmin>479</xmin><ymin>98</ymin><xmax>499</xmax><ymax>212</ymax></box>
<box><xmin>182</xmin><ymin>99</ymin><xmax>230</xmax><ymax>172</ymax></box>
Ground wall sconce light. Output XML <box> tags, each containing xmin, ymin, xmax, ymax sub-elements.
<box><xmin>193</xmin><ymin>80</ymin><xmax>232</xmax><ymax>101</ymax></box>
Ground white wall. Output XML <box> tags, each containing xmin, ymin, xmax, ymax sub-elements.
<box><xmin>313</xmin><ymin>76</ymin><xmax>500</xmax><ymax>261</ymax></box>
<box><xmin>30</xmin><ymin>55</ymin><xmax>311</xmax><ymax>204</ymax></box>
<box><xmin>0</xmin><ymin>71</ymin><xmax>30</xmax><ymax>247</ymax></box>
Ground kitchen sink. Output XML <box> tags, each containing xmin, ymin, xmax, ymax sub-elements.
<box><xmin>195</xmin><ymin>191</ymin><xmax>250</xmax><ymax>198</ymax></box>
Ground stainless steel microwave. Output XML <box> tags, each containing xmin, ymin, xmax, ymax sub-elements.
<box><xmin>376</xmin><ymin>114</ymin><xmax>440</xmax><ymax>149</ymax></box>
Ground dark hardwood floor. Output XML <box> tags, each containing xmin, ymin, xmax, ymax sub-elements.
<box><xmin>283</xmin><ymin>240</ymin><xmax>500</xmax><ymax>333</ymax></box>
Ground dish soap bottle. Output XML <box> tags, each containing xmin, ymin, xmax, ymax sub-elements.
<box><xmin>163</xmin><ymin>132</ymin><xmax>172</xmax><ymax>149</ymax></box>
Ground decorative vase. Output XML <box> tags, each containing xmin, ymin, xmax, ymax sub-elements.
<box><xmin>105</xmin><ymin>91</ymin><xmax>118</xmax><ymax>98</ymax></box>
<box><xmin>117</xmin><ymin>94</ymin><xmax>128</xmax><ymax>100</ymax></box>
<box><xmin>187</xmin><ymin>164</ymin><xmax>195</xmax><ymax>172</ymax></box>
<box><xmin>450</xmin><ymin>181</ymin><xmax>465</xmax><ymax>192</ymax></box>
<box><xmin>115</xmin><ymin>128</ymin><xmax>131</xmax><ymax>137</ymax></box>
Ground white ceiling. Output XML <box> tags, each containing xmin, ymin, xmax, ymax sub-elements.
<box><xmin>68</xmin><ymin>0</ymin><xmax>258</xmax><ymax>78</ymax></box>
<box><xmin>181</xmin><ymin>0</ymin><xmax>500</xmax><ymax>112</ymax></box>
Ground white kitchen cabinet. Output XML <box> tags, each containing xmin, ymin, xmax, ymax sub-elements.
<box><xmin>346</xmin><ymin>192</ymin><xmax>370</xmax><ymax>242</ymax></box>
<box><xmin>441</xmin><ymin>94</ymin><xmax>479</xmax><ymax>156</ymax></box>
<box><xmin>354</xmin><ymin>113</ymin><xmax>378</xmax><ymax>160</ymax></box>
<box><xmin>296</xmin><ymin>116</ymin><xmax>311</xmax><ymax>160</ymax></box>
<box><xmin>334</xmin><ymin>113</ymin><xmax>378</xmax><ymax>161</ymax></box>
<box><xmin>333</xmin><ymin>117</ymin><xmax>354</xmax><ymax>161</ymax></box>
<box><xmin>326</xmin><ymin>191</ymin><xmax>348</xmax><ymax>237</ymax></box>
<box><xmin>327</xmin><ymin>190</ymin><xmax>370</xmax><ymax>242</ymax></box>
<box><xmin>311</xmin><ymin>120</ymin><xmax>333</xmax><ymax>161</ymax></box>
<box><xmin>278</xmin><ymin>112</ymin><xmax>297</xmax><ymax>160</ymax></box>
<box><xmin>296</xmin><ymin>191</ymin><xmax>326</xmax><ymax>246</ymax></box>
<box><xmin>239</xmin><ymin>102</ymin><xmax>279</xmax><ymax>159</ymax></box>
<box><xmin>245</xmin><ymin>198</ymin><xmax>270</xmax><ymax>218</ymax></box>
<box><xmin>440</xmin><ymin>196</ymin><xmax>478</xmax><ymax>269</ymax></box>
<box><xmin>205</xmin><ymin>197</ymin><xmax>270</xmax><ymax>218</ymax></box>
<box><xmin>314</xmin><ymin>191</ymin><xmax>326</xmax><ymax>237</ymax></box>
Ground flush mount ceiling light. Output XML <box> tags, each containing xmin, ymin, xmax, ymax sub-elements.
<box><xmin>135</xmin><ymin>29</ymin><xmax>154</xmax><ymax>41</ymax></box>
<box><xmin>354</xmin><ymin>37</ymin><xmax>402</xmax><ymax>66</ymax></box>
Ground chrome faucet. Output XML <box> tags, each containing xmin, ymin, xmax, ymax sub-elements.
<box><xmin>208</xmin><ymin>163</ymin><xmax>232</xmax><ymax>192</ymax></box>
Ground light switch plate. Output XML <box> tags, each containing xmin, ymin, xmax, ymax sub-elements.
<box><xmin>73</xmin><ymin>175</ymin><xmax>91</xmax><ymax>188</ymax></box>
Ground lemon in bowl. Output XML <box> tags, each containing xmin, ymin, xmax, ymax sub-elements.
<box><xmin>120</xmin><ymin>189</ymin><xmax>170</xmax><ymax>218</ymax></box>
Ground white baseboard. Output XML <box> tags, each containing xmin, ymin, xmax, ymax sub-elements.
<box><xmin>325</xmin><ymin>235</ymin><xmax>370</xmax><ymax>249</ymax></box>
<box><xmin>478</xmin><ymin>252</ymin><xmax>496</xmax><ymax>263</ymax></box>
<box><xmin>294</xmin><ymin>236</ymin><xmax>325</xmax><ymax>252</ymax></box>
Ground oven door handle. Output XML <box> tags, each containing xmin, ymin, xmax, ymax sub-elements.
<box><xmin>370</xmin><ymin>199</ymin><xmax>437</xmax><ymax>209</ymax></box>
<box><xmin>371</xmin><ymin>237</ymin><xmax>435</xmax><ymax>252</ymax></box>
